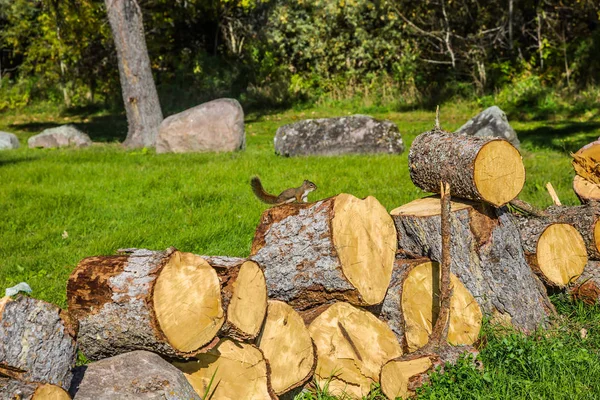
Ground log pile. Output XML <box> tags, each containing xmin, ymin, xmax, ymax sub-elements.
<box><xmin>5</xmin><ymin>121</ymin><xmax>600</xmax><ymax>400</ymax></box>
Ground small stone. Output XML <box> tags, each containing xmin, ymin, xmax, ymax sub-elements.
<box><xmin>455</xmin><ymin>106</ymin><xmax>520</xmax><ymax>148</ymax></box>
<box><xmin>0</xmin><ymin>131</ymin><xmax>20</xmax><ymax>150</ymax></box>
<box><xmin>274</xmin><ymin>115</ymin><xmax>404</xmax><ymax>157</ymax></box>
<box><xmin>28</xmin><ymin>125</ymin><xmax>92</xmax><ymax>148</ymax></box>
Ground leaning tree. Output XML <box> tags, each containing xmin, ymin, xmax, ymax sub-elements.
<box><xmin>105</xmin><ymin>0</ymin><xmax>163</xmax><ymax>148</ymax></box>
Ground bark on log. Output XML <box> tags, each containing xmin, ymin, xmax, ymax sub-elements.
<box><xmin>569</xmin><ymin>261</ymin><xmax>600</xmax><ymax>305</ymax></box>
<box><xmin>546</xmin><ymin>204</ymin><xmax>600</xmax><ymax>259</ymax></box>
<box><xmin>377</xmin><ymin>257</ymin><xmax>482</xmax><ymax>353</ymax></box>
<box><xmin>514</xmin><ymin>214</ymin><xmax>588</xmax><ymax>287</ymax></box>
<box><xmin>392</xmin><ymin>197</ymin><xmax>554</xmax><ymax>332</ymax></box>
<box><xmin>257</xmin><ymin>300</ymin><xmax>316</xmax><ymax>396</ymax></box>
<box><xmin>573</xmin><ymin>175</ymin><xmax>600</xmax><ymax>203</ymax></box>
<box><xmin>250</xmin><ymin>193</ymin><xmax>397</xmax><ymax>309</ymax></box>
<box><xmin>409</xmin><ymin>128</ymin><xmax>525</xmax><ymax>206</ymax></box>
<box><xmin>173</xmin><ymin>338</ymin><xmax>277</xmax><ymax>400</ymax></box>
<box><xmin>307</xmin><ymin>302</ymin><xmax>403</xmax><ymax>399</ymax></box>
<box><xmin>69</xmin><ymin>351</ymin><xmax>200</xmax><ymax>400</ymax></box>
<box><xmin>105</xmin><ymin>0</ymin><xmax>163</xmax><ymax>148</ymax></box>
<box><xmin>0</xmin><ymin>378</ymin><xmax>71</xmax><ymax>400</ymax></box>
<box><xmin>0</xmin><ymin>296</ymin><xmax>77</xmax><ymax>390</ymax></box>
<box><xmin>67</xmin><ymin>248</ymin><xmax>224</xmax><ymax>360</ymax></box>
<box><xmin>203</xmin><ymin>256</ymin><xmax>268</xmax><ymax>341</ymax></box>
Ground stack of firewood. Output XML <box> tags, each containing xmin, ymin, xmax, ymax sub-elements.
<box><xmin>3</xmin><ymin>123</ymin><xmax>599</xmax><ymax>400</ymax></box>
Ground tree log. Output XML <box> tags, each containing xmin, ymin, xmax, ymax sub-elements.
<box><xmin>173</xmin><ymin>338</ymin><xmax>277</xmax><ymax>399</ymax></box>
<box><xmin>68</xmin><ymin>350</ymin><xmax>199</xmax><ymax>399</ymax></box>
<box><xmin>0</xmin><ymin>378</ymin><xmax>71</xmax><ymax>400</ymax></box>
<box><xmin>546</xmin><ymin>204</ymin><xmax>600</xmax><ymax>259</ymax></box>
<box><xmin>257</xmin><ymin>300</ymin><xmax>316</xmax><ymax>396</ymax></box>
<box><xmin>409</xmin><ymin>128</ymin><xmax>525</xmax><ymax>206</ymax></box>
<box><xmin>573</xmin><ymin>175</ymin><xmax>600</xmax><ymax>203</ymax></box>
<box><xmin>67</xmin><ymin>248</ymin><xmax>224</xmax><ymax>360</ymax></box>
<box><xmin>203</xmin><ymin>256</ymin><xmax>268</xmax><ymax>341</ymax></box>
<box><xmin>569</xmin><ymin>261</ymin><xmax>600</xmax><ymax>305</ymax></box>
<box><xmin>378</xmin><ymin>257</ymin><xmax>482</xmax><ymax>353</ymax></box>
<box><xmin>513</xmin><ymin>215</ymin><xmax>588</xmax><ymax>287</ymax></box>
<box><xmin>307</xmin><ymin>302</ymin><xmax>403</xmax><ymax>399</ymax></box>
<box><xmin>250</xmin><ymin>193</ymin><xmax>397</xmax><ymax>309</ymax></box>
<box><xmin>392</xmin><ymin>197</ymin><xmax>554</xmax><ymax>332</ymax></box>
<box><xmin>572</xmin><ymin>139</ymin><xmax>600</xmax><ymax>185</ymax></box>
<box><xmin>0</xmin><ymin>296</ymin><xmax>77</xmax><ymax>390</ymax></box>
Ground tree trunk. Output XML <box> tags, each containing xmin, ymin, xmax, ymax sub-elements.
<box><xmin>409</xmin><ymin>128</ymin><xmax>525</xmax><ymax>206</ymax></box>
<box><xmin>306</xmin><ymin>302</ymin><xmax>403</xmax><ymax>399</ymax></box>
<box><xmin>513</xmin><ymin>214</ymin><xmax>588</xmax><ymax>287</ymax></box>
<box><xmin>0</xmin><ymin>378</ymin><xmax>71</xmax><ymax>400</ymax></box>
<box><xmin>392</xmin><ymin>196</ymin><xmax>554</xmax><ymax>332</ymax></box>
<box><xmin>203</xmin><ymin>256</ymin><xmax>268</xmax><ymax>341</ymax></box>
<box><xmin>569</xmin><ymin>261</ymin><xmax>600</xmax><ymax>305</ymax></box>
<box><xmin>173</xmin><ymin>338</ymin><xmax>277</xmax><ymax>400</ymax></box>
<box><xmin>546</xmin><ymin>204</ymin><xmax>600</xmax><ymax>259</ymax></box>
<box><xmin>250</xmin><ymin>194</ymin><xmax>397</xmax><ymax>309</ymax></box>
<box><xmin>0</xmin><ymin>296</ymin><xmax>77</xmax><ymax>391</ymax></box>
<box><xmin>67</xmin><ymin>248</ymin><xmax>224</xmax><ymax>360</ymax></box>
<box><xmin>69</xmin><ymin>351</ymin><xmax>200</xmax><ymax>399</ymax></box>
<box><xmin>104</xmin><ymin>0</ymin><xmax>163</xmax><ymax>148</ymax></box>
<box><xmin>257</xmin><ymin>300</ymin><xmax>316</xmax><ymax>396</ymax></box>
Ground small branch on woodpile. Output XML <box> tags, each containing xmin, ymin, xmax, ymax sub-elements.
<box><xmin>508</xmin><ymin>198</ymin><xmax>549</xmax><ymax>217</ymax></box>
<box><xmin>434</xmin><ymin>105</ymin><xmax>441</xmax><ymax>130</ymax></box>
<box><xmin>546</xmin><ymin>182</ymin><xmax>562</xmax><ymax>205</ymax></box>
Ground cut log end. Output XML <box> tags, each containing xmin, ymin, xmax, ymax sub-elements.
<box><xmin>402</xmin><ymin>260</ymin><xmax>482</xmax><ymax>352</ymax></box>
<box><xmin>153</xmin><ymin>252</ymin><xmax>224</xmax><ymax>352</ymax></box>
<box><xmin>174</xmin><ymin>339</ymin><xmax>276</xmax><ymax>400</ymax></box>
<box><xmin>380</xmin><ymin>355</ymin><xmax>434</xmax><ymax>400</ymax></box>
<box><xmin>308</xmin><ymin>302</ymin><xmax>403</xmax><ymax>399</ymax></box>
<box><xmin>473</xmin><ymin>140</ymin><xmax>525</xmax><ymax>206</ymax></box>
<box><xmin>258</xmin><ymin>300</ymin><xmax>315</xmax><ymax>395</ymax></box>
<box><xmin>227</xmin><ymin>260</ymin><xmax>267</xmax><ymax>338</ymax></box>
<box><xmin>332</xmin><ymin>194</ymin><xmax>397</xmax><ymax>305</ymax></box>
<box><xmin>573</xmin><ymin>175</ymin><xmax>600</xmax><ymax>203</ymax></box>
<box><xmin>534</xmin><ymin>224</ymin><xmax>587</xmax><ymax>286</ymax></box>
<box><xmin>33</xmin><ymin>384</ymin><xmax>71</xmax><ymax>400</ymax></box>
<box><xmin>0</xmin><ymin>379</ymin><xmax>72</xmax><ymax>400</ymax></box>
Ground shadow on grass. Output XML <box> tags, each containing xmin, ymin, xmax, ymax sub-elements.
<box><xmin>0</xmin><ymin>156</ymin><xmax>38</xmax><ymax>167</ymax></box>
<box><xmin>518</xmin><ymin>121</ymin><xmax>600</xmax><ymax>153</ymax></box>
<box><xmin>9</xmin><ymin>114</ymin><xmax>127</xmax><ymax>143</ymax></box>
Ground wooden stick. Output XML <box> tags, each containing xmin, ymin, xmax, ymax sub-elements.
<box><xmin>546</xmin><ymin>182</ymin><xmax>562</xmax><ymax>206</ymax></box>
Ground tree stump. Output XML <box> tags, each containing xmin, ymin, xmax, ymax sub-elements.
<box><xmin>69</xmin><ymin>351</ymin><xmax>200</xmax><ymax>399</ymax></box>
<box><xmin>569</xmin><ymin>261</ymin><xmax>600</xmax><ymax>305</ymax></box>
<box><xmin>250</xmin><ymin>193</ymin><xmax>397</xmax><ymax>309</ymax></box>
<box><xmin>392</xmin><ymin>197</ymin><xmax>553</xmax><ymax>331</ymax></box>
<box><xmin>378</xmin><ymin>257</ymin><xmax>482</xmax><ymax>353</ymax></box>
<box><xmin>173</xmin><ymin>338</ymin><xmax>277</xmax><ymax>400</ymax></box>
<box><xmin>203</xmin><ymin>256</ymin><xmax>268</xmax><ymax>341</ymax></box>
<box><xmin>307</xmin><ymin>302</ymin><xmax>403</xmax><ymax>399</ymax></box>
<box><xmin>67</xmin><ymin>248</ymin><xmax>224</xmax><ymax>360</ymax></box>
<box><xmin>257</xmin><ymin>300</ymin><xmax>316</xmax><ymax>396</ymax></box>
<box><xmin>545</xmin><ymin>204</ymin><xmax>600</xmax><ymax>259</ymax></box>
<box><xmin>0</xmin><ymin>296</ymin><xmax>77</xmax><ymax>390</ymax></box>
<box><xmin>0</xmin><ymin>378</ymin><xmax>71</xmax><ymax>400</ymax></box>
<box><xmin>409</xmin><ymin>128</ymin><xmax>525</xmax><ymax>206</ymax></box>
<box><xmin>513</xmin><ymin>215</ymin><xmax>588</xmax><ymax>287</ymax></box>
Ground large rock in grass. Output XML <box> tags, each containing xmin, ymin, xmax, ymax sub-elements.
<box><xmin>69</xmin><ymin>351</ymin><xmax>200</xmax><ymax>399</ymax></box>
<box><xmin>28</xmin><ymin>125</ymin><xmax>92</xmax><ymax>149</ymax></box>
<box><xmin>455</xmin><ymin>106</ymin><xmax>520</xmax><ymax>148</ymax></box>
<box><xmin>274</xmin><ymin>115</ymin><xmax>404</xmax><ymax>156</ymax></box>
<box><xmin>0</xmin><ymin>131</ymin><xmax>20</xmax><ymax>150</ymax></box>
<box><xmin>156</xmin><ymin>98</ymin><xmax>245</xmax><ymax>153</ymax></box>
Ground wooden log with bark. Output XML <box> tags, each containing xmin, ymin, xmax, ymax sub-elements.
<box><xmin>573</xmin><ymin>175</ymin><xmax>600</xmax><ymax>203</ymax></box>
<box><xmin>409</xmin><ymin>128</ymin><xmax>525</xmax><ymax>206</ymax></box>
<box><xmin>67</xmin><ymin>248</ymin><xmax>224</xmax><ymax>360</ymax></box>
<box><xmin>392</xmin><ymin>196</ymin><xmax>553</xmax><ymax>332</ymax></box>
<box><xmin>377</xmin><ymin>257</ymin><xmax>482</xmax><ymax>353</ymax></box>
<box><xmin>69</xmin><ymin>351</ymin><xmax>199</xmax><ymax>399</ymax></box>
<box><xmin>0</xmin><ymin>296</ymin><xmax>77</xmax><ymax>391</ymax></box>
<box><xmin>0</xmin><ymin>378</ymin><xmax>71</xmax><ymax>400</ymax></box>
<box><xmin>173</xmin><ymin>338</ymin><xmax>277</xmax><ymax>399</ymax></box>
<box><xmin>306</xmin><ymin>302</ymin><xmax>403</xmax><ymax>399</ymax></box>
<box><xmin>203</xmin><ymin>256</ymin><xmax>268</xmax><ymax>341</ymax></box>
<box><xmin>513</xmin><ymin>214</ymin><xmax>588</xmax><ymax>287</ymax></box>
<box><xmin>257</xmin><ymin>300</ymin><xmax>316</xmax><ymax>396</ymax></box>
<box><xmin>545</xmin><ymin>204</ymin><xmax>600</xmax><ymax>259</ymax></box>
<box><xmin>569</xmin><ymin>261</ymin><xmax>600</xmax><ymax>305</ymax></box>
<box><xmin>250</xmin><ymin>193</ymin><xmax>397</xmax><ymax>309</ymax></box>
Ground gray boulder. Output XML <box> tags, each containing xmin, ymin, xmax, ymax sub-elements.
<box><xmin>156</xmin><ymin>98</ymin><xmax>245</xmax><ymax>153</ymax></box>
<box><xmin>28</xmin><ymin>125</ymin><xmax>92</xmax><ymax>148</ymax></box>
<box><xmin>274</xmin><ymin>115</ymin><xmax>404</xmax><ymax>156</ymax></box>
<box><xmin>455</xmin><ymin>106</ymin><xmax>520</xmax><ymax>148</ymax></box>
<box><xmin>0</xmin><ymin>131</ymin><xmax>20</xmax><ymax>150</ymax></box>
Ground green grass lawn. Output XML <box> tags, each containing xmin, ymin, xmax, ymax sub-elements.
<box><xmin>1</xmin><ymin>102</ymin><xmax>600</xmax><ymax>399</ymax></box>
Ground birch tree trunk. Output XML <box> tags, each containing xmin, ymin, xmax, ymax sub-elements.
<box><xmin>104</xmin><ymin>0</ymin><xmax>163</xmax><ymax>148</ymax></box>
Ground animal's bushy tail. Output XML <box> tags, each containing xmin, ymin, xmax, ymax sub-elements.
<box><xmin>251</xmin><ymin>177</ymin><xmax>279</xmax><ymax>204</ymax></box>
